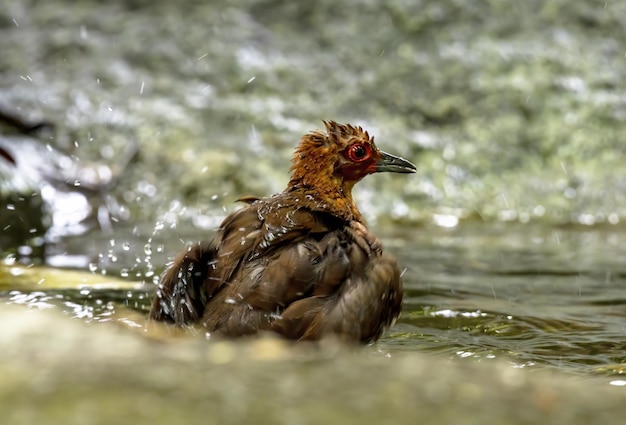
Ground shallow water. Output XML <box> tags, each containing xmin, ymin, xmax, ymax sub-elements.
<box><xmin>382</xmin><ymin>223</ymin><xmax>626</xmax><ymax>380</ymax></box>
<box><xmin>3</xmin><ymin>222</ymin><xmax>625</xmax><ymax>385</ymax></box>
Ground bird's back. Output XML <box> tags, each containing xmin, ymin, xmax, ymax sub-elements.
<box><xmin>150</xmin><ymin>191</ymin><xmax>403</xmax><ymax>343</ymax></box>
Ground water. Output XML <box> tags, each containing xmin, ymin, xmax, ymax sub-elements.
<box><xmin>382</xmin><ymin>223</ymin><xmax>626</xmax><ymax>380</ymax></box>
<box><xmin>2</xmin><ymin>221</ymin><xmax>625</xmax><ymax>383</ymax></box>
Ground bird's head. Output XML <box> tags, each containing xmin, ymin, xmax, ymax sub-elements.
<box><xmin>288</xmin><ymin>120</ymin><xmax>416</xmax><ymax>193</ymax></box>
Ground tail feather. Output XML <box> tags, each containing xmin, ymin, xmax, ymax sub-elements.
<box><xmin>149</xmin><ymin>242</ymin><xmax>215</xmax><ymax>325</ymax></box>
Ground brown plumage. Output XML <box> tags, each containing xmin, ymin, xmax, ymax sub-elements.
<box><xmin>149</xmin><ymin>121</ymin><xmax>416</xmax><ymax>343</ymax></box>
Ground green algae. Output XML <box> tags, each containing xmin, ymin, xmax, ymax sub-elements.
<box><xmin>0</xmin><ymin>263</ymin><xmax>140</xmax><ymax>290</ymax></box>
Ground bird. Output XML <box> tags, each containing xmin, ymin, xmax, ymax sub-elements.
<box><xmin>149</xmin><ymin>120</ymin><xmax>416</xmax><ymax>343</ymax></box>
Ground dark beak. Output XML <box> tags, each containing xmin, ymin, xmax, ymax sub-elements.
<box><xmin>375</xmin><ymin>151</ymin><xmax>417</xmax><ymax>174</ymax></box>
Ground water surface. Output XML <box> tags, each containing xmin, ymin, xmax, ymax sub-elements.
<box><xmin>3</xmin><ymin>222</ymin><xmax>624</xmax><ymax>385</ymax></box>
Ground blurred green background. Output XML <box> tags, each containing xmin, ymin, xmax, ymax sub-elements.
<box><xmin>2</xmin><ymin>0</ymin><xmax>625</xmax><ymax>241</ymax></box>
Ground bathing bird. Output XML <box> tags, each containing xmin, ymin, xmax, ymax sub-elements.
<box><xmin>149</xmin><ymin>121</ymin><xmax>416</xmax><ymax>343</ymax></box>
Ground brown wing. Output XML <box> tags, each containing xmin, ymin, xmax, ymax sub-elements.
<box><xmin>149</xmin><ymin>193</ymin><xmax>337</xmax><ymax>326</ymax></box>
<box><xmin>201</xmin><ymin>216</ymin><xmax>402</xmax><ymax>342</ymax></box>
<box><xmin>271</xmin><ymin>235</ymin><xmax>403</xmax><ymax>343</ymax></box>
<box><xmin>200</xmin><ymin>229</ymin><xmax>353</xmax><ymax>336</ymax></box>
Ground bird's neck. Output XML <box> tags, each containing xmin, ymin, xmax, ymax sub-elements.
<box><xmin>286</xmin><ymin>177</ymin><xmax>364</xmax><ymax>224</ymax></box>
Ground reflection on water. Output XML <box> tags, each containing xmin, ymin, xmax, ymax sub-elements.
<box><xmin>2</xmin><ymin>222</ymin><xmax>625</xmax><ymax>381</ymax></box>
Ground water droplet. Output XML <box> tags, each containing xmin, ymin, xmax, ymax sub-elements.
<box><xmin>144</xmin><ymin>244</ymin><xmax>152</xmax><ymax>255</ymax></box>
<box><xmin>88</xmin><ymin>263</ymin><xmax>97</xmax><ymax>272</ymax></box>
<box><xmin>577</xmin><ymin>213</ymin><xmax>595</xmax><ymax>226</ymax></box>
<box><xmin>564</xmin><ymin>187</ymin><xmax>577</xmax><ymax>199</ymax></box>
<box><xmin>532</xmin><ymin>205</ymin><xmax>545</xmax><ymax>217</ymax></box>
<box><xmin>4</xmin><ymin>253</ymin><xmax>16</xmax><ymax>265</ymax></box>
<box><xmin>120</xmin><ymin>268</ymin><xmax>129</xmax><ymax>277</ymax></box>
<box><xmin>433</xmin><ymin>214</ymin><xmax>459</xmax><ymax>228</ymax></box>
<box><xmin>122</xmin><ymin>242</ymin><xmax>130</xmax><ymax>251</ymax></box>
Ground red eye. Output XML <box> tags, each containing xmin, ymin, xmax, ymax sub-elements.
<box><xmin>347</xmin><ymin>143</ymin><xmax>370</xmax><ymax>162</ymax></box>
